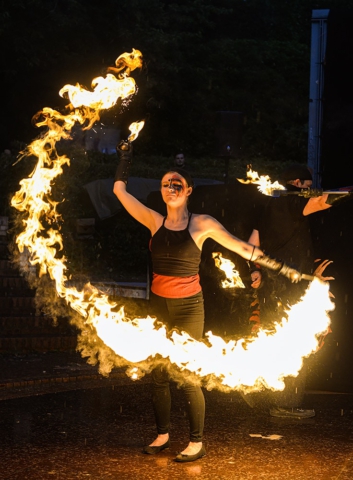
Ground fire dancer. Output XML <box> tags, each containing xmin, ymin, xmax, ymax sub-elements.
<box><xmin>247</xmin><ymin>163</ymin><xmax>334</xmax><ymax>418</ymax></box>
<box><xmin>113</xmin><ymin>143</ymin><xmax>302</xmax><ymax>462</ymax></box>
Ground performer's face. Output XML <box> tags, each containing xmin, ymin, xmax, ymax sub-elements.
<box><xmin>161</xmin><ymin>175</ymin><xmax>185</xmax><ymax>192</ymax></box>
<box><xmin>161</xmin><ymin>173</ymin><xmax>191</xmax><ymax>203</ymax></box>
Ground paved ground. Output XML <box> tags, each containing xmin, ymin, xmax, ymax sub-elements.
<box><xmin>0</xmin><ymin>352</ymin><xmax>133</xmax><ymax>402</ymax></box>
<box><xmin>1</xmin><ymin>352</ymin><xmax>353</xmax><ymax>480</ymax></box>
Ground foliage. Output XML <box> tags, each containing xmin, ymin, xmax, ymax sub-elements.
<box><xmin>2</xmin><ymin>0</ymin><xmax>352</xmax><ymax>159</ymax></box>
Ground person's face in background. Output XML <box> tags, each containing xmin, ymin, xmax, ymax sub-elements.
<box><xmin>288</xmin><ymin>179</ymin><xmax>313</xmax><ymax>189</ymax></box>
<box><xmin>175</xmin><ymin>153</ymin><xmax>185</xmax><ymax>167</ymax></box>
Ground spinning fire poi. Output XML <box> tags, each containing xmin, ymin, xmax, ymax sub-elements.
<box><xmin>10</xmin><ymin>51</ymin><xmax>334</xmax><ymax>396</ymax></box>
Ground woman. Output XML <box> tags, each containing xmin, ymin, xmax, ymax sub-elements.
<box><xmin>113</xmin><ymin>141</ymin><xmax>300</xmax><ymax>463</ymax></box>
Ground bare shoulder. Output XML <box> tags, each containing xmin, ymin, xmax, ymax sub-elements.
<box><xmin>150</xmin><ymin>209</ymin><xmax>165</xmax><ymax>234</ymax></box>
<box><xmin>191</xmin><ymin>213</ymin><xmax>220</xmax><ymax>229</ymax></box>
<box><xmin>189</xmin><ymin>213</ymin><xmax>226</xmax><ymax>246</ymax></box>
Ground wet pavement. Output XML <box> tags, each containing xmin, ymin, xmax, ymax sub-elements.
<box><xmin>0</xmin><ymin>352</ymin><xmax>134</xmax><ymax>402</ymax></box>
<box><xmin>1</xmin><ymin>362</ymin><xmax>353</xmax><ymax>480</ymax></box>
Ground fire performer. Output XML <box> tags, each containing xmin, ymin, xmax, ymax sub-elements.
<box><xmin>113</xmin><ymin>144</ymin><xmax>303</xmax><ymax>462</ymax></box>
<box><xmin>247</xmin><ymin>163</ymin><xmax>336</xmax><ymax>418</ymax></box>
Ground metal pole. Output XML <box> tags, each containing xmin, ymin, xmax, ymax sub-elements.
<box><xmin>307</xmin><ymin>9</ymin><xmax>330</xmax><ymax>188</ymax></box>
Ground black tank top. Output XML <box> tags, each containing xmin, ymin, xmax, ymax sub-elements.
<box><xmin>150</xmin><ymin>214</ymin><xmax>201</xmax><ymax>277</ymax></box>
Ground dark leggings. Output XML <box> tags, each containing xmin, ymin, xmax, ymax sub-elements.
<box><xmin>149</xmin><ymin>291</ymin><xmax>205</xmax><ymax>443</ymax></box>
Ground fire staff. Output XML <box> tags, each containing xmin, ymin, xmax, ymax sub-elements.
<box><xmin>113</xmin><ymin>142</ymin><xmax>302</xmax><ymax>463</ymax></box>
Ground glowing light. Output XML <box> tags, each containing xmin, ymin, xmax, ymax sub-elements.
<box><xmin>212</xmin><ymin>252</ymin><xmax>245</xmax><ymax>288</ymax></box>
<box><xmin>128</xmin><ymin>121</ymin><xmax>145</xmax><ymax>142</ymax></box>
<box><xmin>238</xmin><ymin>167</ymin><xmax>286</xmax><ymax>196</ymax></box>
<box><xmin>92</xmin><ymin>278</ymin><xmax>333</xmax><ymax>392</ymax></box>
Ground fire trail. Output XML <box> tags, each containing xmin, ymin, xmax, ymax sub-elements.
<box><xmin>10</xmin><ymin>51</ymin><xmax>334</xmax><ymax>394</ymax></box>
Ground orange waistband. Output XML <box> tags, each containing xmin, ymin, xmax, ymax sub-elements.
<box><xmin>151</xmin><ymin>273</ymin><xmax>201</xmax><ymax>298</ymax></box>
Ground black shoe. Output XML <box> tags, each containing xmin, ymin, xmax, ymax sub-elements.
<box><xmin>174</xmin><ymin>444</ymin><xmax>206</xmax><ymax>463</ymax></box>
<box><xmin>143</xmin><ymin>439</ymin><xmax>170</xmax><ymax>455</ymax></box>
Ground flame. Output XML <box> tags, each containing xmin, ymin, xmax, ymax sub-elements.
<box><xmin>107</xmin><ymin>49</ymin><xmax>144</xmax><ymax>78</ymax></box>
<box><xmin>128</xmin><ymin>121</ymin><xmax>145</xmax><ymax>142</ymax></box>
<box><xmin>238</xmin><ymin>166</ymin><xmax>286</xmax><ymax>196</ymax></box>
<box><xmin>212</xmin><ymin>252</ymin><xmax>245</xmax><ymax>288</ymax></box>
<box><xmin>59</xmin><ymin>48</ymin><xmax>143</xmax><ymax>130</ymax></box>
<box><xmin>91</xmin><ymin>278</ymin><xmax>333</xmax><ymax>392</ymax></box>
<box><xmin>10</xmin><ymin>51</ymin><xmax>334</xmax><ymax>394</ymax></box>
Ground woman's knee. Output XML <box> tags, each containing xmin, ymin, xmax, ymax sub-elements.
<box><xmin>152</xmin><ymin>366</ymin><xmax>169</xmax><ymax>386</ymax></box>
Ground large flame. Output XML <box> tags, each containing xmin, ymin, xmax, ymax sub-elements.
<box><xmin>238</xmin><ymin>166</ymin><xmax>286</xmax><ymax>196</ymax></box>
<box><xmin>88</xmin><ymin>278</ymin><xmax>333</xmax><ymax>392</ymax></box>
<box><xmin>10</xmin><ymin>51</ymin><xmax>334</xmax><ymax>394</ymax></box>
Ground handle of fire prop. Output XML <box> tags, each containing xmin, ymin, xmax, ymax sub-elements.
<box><xmin>114</xmin><ymin>140</ymin><xmax>133</xmax><ymax>184</ymax></box>
<box><xmin>271</xmin><ymin>187</ymin><xmax>353</xmax><ymax>200</ymax></box>
<box><xmin>252</xmin><ymin>254</ymin><xmax>302</xmax><ymax>283</ymax></box>
<box><xmin>324</xmin><ymin>187</ymin><xmax>353</xmax><ymax>206</ymax></box>
<box><xmin>271</xmin><ymin>188</ymin><xmax>325</xmax><ymax>198</ymax></box>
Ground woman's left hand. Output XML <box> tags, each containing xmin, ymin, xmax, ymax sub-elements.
<box><xmin>314</xmin><ymin>259</ymin><xmax>335</xmax><ymax>298</ymax></box>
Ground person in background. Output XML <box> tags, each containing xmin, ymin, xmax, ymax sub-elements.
<box><xmin>247</xmin><ymin>163</ymin><xmax>334</xmax><ymax>418</ymax></box>
<box><xmin>174</xmin><ymin>152</ymin><xmax>186</xmax><ymax>169</ymax></box>
<box><xmin>113</xmin><ymin>141</ymin><xmax>302</xmax><ymax>462</ymax></box>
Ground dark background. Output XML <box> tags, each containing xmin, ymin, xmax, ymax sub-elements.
<box><xmin>0</xmin><ymin>0</ymin><xmax>352</xmax><ymax>161</ymax></box>
<box><xmin>320</xmin><ymin>9</ymin><xmax>353</xmax><ymax>189</ymax></box>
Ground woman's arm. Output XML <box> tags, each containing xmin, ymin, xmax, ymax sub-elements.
<box><xmin>192</xmin><ymin>214</ymin><xmax>301</xmax><ymax>282</ymax></box>
<box><xmin>248</xmin><ymin>228</ymin><xmax>260</xmax><ymax>247</ymax></box>
<box><xmin>193</xmin><ymin>215</ymin><xmax>262</xmax><ymax>260</ymax></box>
<box><xmin>112</xmin><ymin>140</ymin><xmax>161</xmax><ymax>233</ymax></box>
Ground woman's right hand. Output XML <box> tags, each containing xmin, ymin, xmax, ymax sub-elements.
<box><xmin>114</xmin><ymin>140</ymin><xmax>133</xmax><ymax>184</ymax></box>
<box><xmin>250</xmin><ymin>270</ymin><xmax>262</xmax><ymax>289</ymax></box>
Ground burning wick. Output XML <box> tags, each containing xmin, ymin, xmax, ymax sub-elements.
<box><xmin>128</xmin><ymin>121</ymin><xmax>145</xmax><ymax>142</ymax></box>
<box><xmin>237</xmin><ymin>166</ymin><xmax>286</xmax><ymax>196</ymax></box>
<box><xmin>118</xmin><ymin>120</ymin><xmax>145</xmax><ymax>151</ymax></box>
